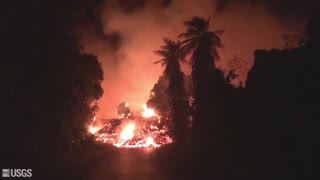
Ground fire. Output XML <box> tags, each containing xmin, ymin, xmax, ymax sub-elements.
<box><xmin>142</xmin><ymin>104</ymin><xmax>157</xmax><ymax>118</ymax></box>
<box><xmin>88</xmin><ymin>117</ymin><xmax>102</xmax><ymax>134</ymax></box>
<box><xmin>120</xmin><ymin>123</ymin><xmax>135</xmax><ymax>141</ymax></box>
<box><xmin>89</xmin><ymin>125</ymin><xmax>100</xmax><ymax>134</ymax></box>
<box><xmin>88</xmin><ymin>103</ymin><xmax>173</xmax><ymax>148</ymax></box>
<box><xmin>146</xmin><ymin>136</ymin><xmax>156</xmax><ymax>146</ymax></box>
<box><xmin>95</xmin><ymin>118</ymin><xmax>172</xmax><ymax>148</ymax></box>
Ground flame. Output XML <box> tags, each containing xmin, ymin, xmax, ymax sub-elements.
<box><xmin>146</xmin><ymin>136</ymin><xmax>156</xmax><ymax>146</ymax></box>
<box><xmin>95</xmin><ymin>119</ymin><xmax>172</xmax><ymax>148</ymax></box>
<box><xmin>142</xmin><ymin>104</ymin><xmax>157</xmax><ymax>118</ymax></box>
<box><xmin>120</xmin><ymin>123</ymin><xmax>135</xmax><ymax>141</ymax></box>
<box><xmin>87</xmin><ymin>103</ymin><xmax>172</xmax><ymax>148</ymax></box>
<box><xmin>89</xmin><ymin>125</ymin><xmax>100</xmax><ymax>134</ymax></box>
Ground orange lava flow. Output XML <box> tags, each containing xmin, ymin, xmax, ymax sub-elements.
<box><xmin>88</xmin><ymin>105</ymin><xmax>173</xmax><ymax>148</ymax></box>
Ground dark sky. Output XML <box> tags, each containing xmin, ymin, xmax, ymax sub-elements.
<box><xmin>216</xmin><ymin>0</ymin><xmax>319</xmax><ymax>16</ymax></box>
<box><xmin>109</xmin><ymin>0</ymin><xmax>320</xmax><ymax>18</ymax></box>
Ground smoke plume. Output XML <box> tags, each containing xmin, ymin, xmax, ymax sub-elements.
<box><xmin>80</xmin><ymin>0</ymin><xmax>306</xmax><ymax>118</ymax></box>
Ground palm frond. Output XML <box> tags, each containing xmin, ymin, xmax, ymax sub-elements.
<box><xmin>153</xmin><ymin>37</ymin><xmax>188</xmax><ymax>78</ymax></box>
<box><xmin>162</xmin><ymin>37</ymin><xmax>171</xmax><ymax>45</ymax></box>
<box><xmin>183</xmin><ymin>16</ymin><xmax>205</xmax><ymax>28</ymax></box>
<box><xmin>181</xmin><ymin>27</ymin><xmax>200</xmax><ymax>37</ymax></box>
<box><xmin>179</xmin><ymin>16</ymin><xmax>225</xmax><ymax>68</ymax></box>
<box><xmin>153</xmin><ymin>58</ymin><xmax>166</xmax><ymax>65</ymax></box>
<box><xmin>180</xmin><ymin>37</ymin><xmax>198</xmax><ymax>45</ymax></box>
<box><xmin>153</xmin><ymin>50</ymin><xmax>168</xmax><ymax>57</ymax></box>
<box><xmin>207</xmin><ymin>32</ymin><xmax>224</xmax><ymax>48</ymax></box>
<box><xmin>179</xmin><ymin>57</ymin><xmax>189</xmax><ymax>64</ymax></box>
<box><xmin>178</xmin><ymin>32</ymin><xmax>188</xmax><ymax>38</ymax></box>
<box><xmin>181</xmin><ymin>39</ymin><xmax>198</xmax><ymax>51</ymax></box>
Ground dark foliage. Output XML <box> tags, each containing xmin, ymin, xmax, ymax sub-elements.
<box><xmin>154</xmin><ymin>38</ymin><xmax>190</xmax><ymax>143</ymax></box>
<box><xmin>147</xmin><ymin>76</ymin><xmax>171</xmax><ymax>117</ymax></box>
<box><xmin>147</xmin><ymin>75</ymin><xmax>192</xmax><ymax>117</ymax></box>
<box><xmin>1</xmin><ymin>0</ymin><xmax>104</xmax><ymax>161</ymax></box>
<box><xmin>179</xmin><ymin>17</ymin><xmax>224</xmax><ymax>135</ymax></box>
<box><xmin>152</xmin><ymin>14</ymin><xmax>319</xmax><ymax>180</ymax></box>
<box><xmin>117</xmin><ymin>102</ymin><xmax>132</xmax><ymax>118</ymax></box>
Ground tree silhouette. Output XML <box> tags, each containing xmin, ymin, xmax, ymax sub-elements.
<box><xmin>304</xmin><ymin>13</ymin><xmax>320</xmax><ymax>48</ymax></box>
<box><xmin>147</xmin><ymin>75</ymin><xmax>193</xmax><ymax>119</ymax></box>
<box><xmin>2</xmin><ymin>15</ymin><xmax>104</xmax><ymax>155</ymax></box>
<box><xmin>147</xmin><ymin>76</ymin><xmax>170</xmax><ymax>117</ymax></box>
<box><xmin>154</xmin><ymin>38</ymin><xmax>190</xmax><ymax>143</ymax></box>
<box><xmin>117</xmin><ymin>102</ymin><xmax>131</xmax><ymax>118</ymax></box>
<box><xmin>179</xmin><ymin>16</ymin><xmax>224</xmax><ymax>130</ymax></box>
<box><xmin>282</xmin><ymin>29</ymin><xmax>306</xmax><ymax>49</ymax></box>
<box><xmin>226</xmin><ymin>55</ymin><xmax>249</xmax><ymax>86</ymax></box>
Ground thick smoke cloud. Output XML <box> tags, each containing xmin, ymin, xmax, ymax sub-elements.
<box><xmin>79</xmin><ymin>0</ymin><xmax>309</xmax><ymax>118</ymax></box>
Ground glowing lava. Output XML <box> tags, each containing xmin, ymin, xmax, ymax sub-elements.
<box><xmin>88</xmin><ymin>103</ymin><xmax>172</xmax><ymax>148</ymax></box>
<box><xmin>120</xmin><ymin>123</ymin><xmax>135</xmax><ymax>141</ymax></box>
<box><xmin>142</xmin><ymin>104</ymin><xmax>157</xmax><ymax>118</ymax></box>
<box><xmin>146</xmin><ymin>136</ymin><xmax>156</xmax><ymax>146</ymax></box>
<box><xmin>88</xmin><ymin>116</ymin><xmax>102</xmax><ymax>134</ymax></box>
<box><xmin>94</xmin><ymin>118</ymin><xmax>173</xmax><ymax>148</ymax></box>
<box><xmin>89</xmin><ymin>125</ymin><xmax>100</xmax><ymax>134</ymax></box>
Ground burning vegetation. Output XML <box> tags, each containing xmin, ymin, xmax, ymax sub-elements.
<box><xmin>88</xmin><ymin>103</ymin><xmax>173</xmax><ymax>148</ymax></box>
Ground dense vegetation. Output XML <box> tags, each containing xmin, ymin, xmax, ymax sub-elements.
<box><xmin>150</xmin><ymin>14</ymin><xmax>320</xmax><ymax>180</ymax></box>
<box><xmin>153</xmin><ymin>38</ymin><xmax>190</xmax><ymax>143</ymax></box>
<box><xmin>1</xmin><ymin>1</ymin><xmax>104</xmax><ymax>158</ymax></box>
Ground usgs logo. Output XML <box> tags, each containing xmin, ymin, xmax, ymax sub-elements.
<box><xmin>2</xmin><ymin>169</ymin><xmax>32</xmax><ymax>178</ymax></box>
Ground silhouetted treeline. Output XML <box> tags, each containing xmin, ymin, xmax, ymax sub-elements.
<box><xmin>1</xmin><ymin>0</ymin><xmax>103</xmax><ymax>159</ymax></box>
<box><xmin>152</xmin><ymin>14</ymin><xmax>320</xmax><ymax>180</ymax></box>
<box><xmin>147</xmin><ymin>75</ymin><xmax>192</xmax><ymax>118</ymax></box>
<box><xmin>153</xmin><ymin>38</ymin><xmax>190</xmax><ymax>143</ymax></box>
<box><xmin>198</xmin><ymin>15</ymin><xmax>319</xmax><ymax>180</ymax></box>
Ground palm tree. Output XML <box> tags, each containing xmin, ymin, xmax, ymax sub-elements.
<box><xmin>178</xmin><ymin>16</ymin><xmax>224</xmax><ymax>129</ymax></box>
<box><xmin>154</xmin><ymin>38</ymin><xmax>186</xmax><ymax>77</ymax></box>
<box><xmin>154</xmin><ymin>38</ymin><xmax>189</xmax><ymax>143</ymax></box>
<box><xmin>179</xmin><ymin>16</ymin><xmax>224</xmax><ymax>74</ymax></box>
